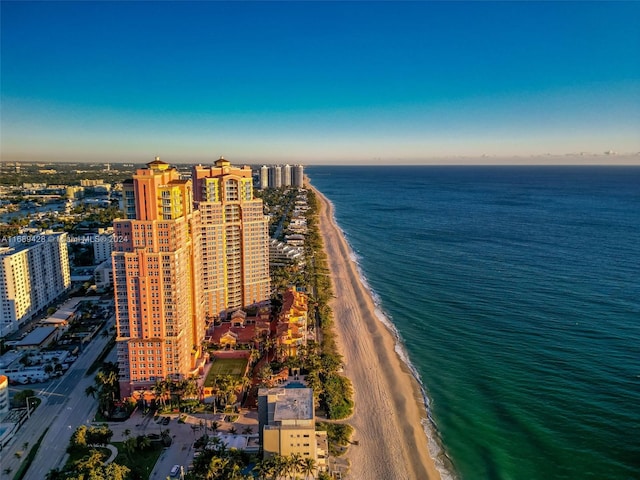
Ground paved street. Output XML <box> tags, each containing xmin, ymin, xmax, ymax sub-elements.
<box><xmin>1</xmin><ymin>319</ymin><xmax>114</xmax><ymax>479</ymax></box>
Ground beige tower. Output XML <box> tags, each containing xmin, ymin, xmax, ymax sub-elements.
<box><xmin>192</xmin><ymin>157</ymin><xmax>270</xmax><ymax>320</ymax></box>
<box><xmin>113</xmin><ymin>158</ymin><xmax>205</xmax><ymax>398</ymax></box>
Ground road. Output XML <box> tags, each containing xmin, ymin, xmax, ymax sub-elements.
<box><xmin>1</xmin><ymin>320</ymin><xmax>114</xmax><ymax>479</ymax></box>
<box><xmin>1</xmin><ymin>314</ymin><xmax>260</xmax><ymax>480</ymax></box>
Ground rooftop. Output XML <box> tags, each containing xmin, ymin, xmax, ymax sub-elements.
<box><xmin>17</xmin><ymin>326</ymin><xmax>57</xmax><ymax>346</ymax></box>
<box><xmin>263</xmin><ymin>387</ymin><xmax>314</xmax><ymax>422</ymax></box>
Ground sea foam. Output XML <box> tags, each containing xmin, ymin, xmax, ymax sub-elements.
<box><xmin>340</xmin><ymin>223</ymin><xmax>458</xmax><ymax>480</ymax></box>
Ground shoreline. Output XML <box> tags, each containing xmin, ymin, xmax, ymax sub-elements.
<box><xmin>310</xmin><ymin>183</ymin><xmax>443</xmax><ymax>480</ymax></box>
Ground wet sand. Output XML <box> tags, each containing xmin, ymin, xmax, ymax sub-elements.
<box><xmin>312</xmin><ymin>184</ymin><xmax>441</xmax><ymax>480</ymax></box>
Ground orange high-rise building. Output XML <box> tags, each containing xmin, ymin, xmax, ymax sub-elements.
<box><xmin>113</xmin><ymin>158</ymin><xmax>205</xmax><ymax>397</ymax></box>
<box><xmin>192</xmin><ymin>157</ymin><xmax>271</xmax><ymax>320</ymax></box>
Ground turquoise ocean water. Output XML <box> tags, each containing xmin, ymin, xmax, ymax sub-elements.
<box><xmin>307</xmin><ymin>166</ymin><xmax>640</xmax><ymax>480</ymax></box>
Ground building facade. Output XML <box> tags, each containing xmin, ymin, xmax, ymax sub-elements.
<box><xmin>0</xmin><ymin>375</ymin><xmax>8</xmax><ymax>415</ymax></box>
<box><xmin>292</xmin><ymin>164</ymin><xmax>304</xmax><ymax>188</ymax></box>
<box><xmin>113</xmin><ymin>158</ymin><xmax>205</xmax><ymax>397</ymax></box>
<box><xmin>192</xmin><ymin>157</ymin><xmax>270</xmax><ymax>320</ymax></box>
<box><xmin>260</xmin><ymin>165</ymin><xmax>269</xmax><ymax>190</ymax></box>
<box><xmin>0</xmin><ymin>233</ymin><xmax>71</xmax><ymax>337</ymax></box>
<box><xmin>93</xmin><ymin>228</ymin><xmax>114</xmax><ymax>264</ymax></box>
<box><xmin>282</xmin><ymin>164</ymin><xmax>292</xmax><ymax>187</ymax></box>
<box><xmin>258</xmin><ymin>387</ymin><xmax>327</xmax><ymax>470</ymax></box>
<box><xmin>261</xmin><ymin>164</ymin><xmax>304</xmax><ymax>189</ymax></box>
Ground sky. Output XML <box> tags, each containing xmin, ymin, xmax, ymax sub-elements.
<box><xmin>1</xmin><ymin>1</ymin><xmax>639</xmax><ymax>165</ymax></box>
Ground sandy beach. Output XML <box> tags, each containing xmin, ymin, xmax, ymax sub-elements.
<box><xmin>312</xmin><ymin>185</ymin><xmax>441</xmax><ymax>480</ymax></box>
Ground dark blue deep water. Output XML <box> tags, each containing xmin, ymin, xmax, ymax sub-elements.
<box><xmin>307</xmin><ymin>166</ymin><xmax>640</xmax><ymax>480</ymax></box>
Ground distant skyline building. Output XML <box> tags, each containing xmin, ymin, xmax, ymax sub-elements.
<box><xmin>261</xmin><ymin>164</ymin><xmax>304</xmax><ymax>189</ymax></box>
<box><xmin>272</xmin><ymin>165</ymin><xmax>282</xmax><ymax>189</ymax></box>
<box><xmin>260</xmin><ymin>165</ymin><xmax>269</xmax><ymax>190</ymax></box>
<box><xmin>192</xmin><ymin>157</ymin><xmax>270</xmax><ymax>319</ymax></box>
<box><xmin>0</xmin><ymin>233</ymin><xmax>71</xmax><ymax>337</ymax></box>
<box><xmin>292</xmin><ymin>164</ymin><xmax>304</xmax><ymax>188</ymax></box>
<box><xmin>113</xmin><ymin>158</ymin><xmax>205</xmax><ymax>397</ymax></box>
<box><xmin>282</xmin><ymin>164</ymin><xmax>291</xmax><ymax>187</ymax></box>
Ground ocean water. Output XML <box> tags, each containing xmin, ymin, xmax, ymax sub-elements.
<box><xmin>306</xmin><ymin>166</ymin><xmax>640</xmax><ymax>480</ymax></box>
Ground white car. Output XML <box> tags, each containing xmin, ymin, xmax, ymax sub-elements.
<box><xmin>170</xmin><ymin>465</ymin><xmax>180</xmax><ymax>477</ymax></box>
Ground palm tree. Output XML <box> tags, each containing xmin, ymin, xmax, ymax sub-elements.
<box><xmin>183</xmin><ymin>377</ymin><xmax>199</xmax><ymax>400</ymax></box>
<box><xmin>85</xmin><ymin>385</ymin><xmax>98</xmax><ymax>399</ymax></box>
<box><xmin>300</xmin><ymin>458</ymin><xmax>316</xmax><ymax>479</ymax></box>
<box><xmin>205</xmin><ymin>456</ymin><xmax>229</xmax><ymax>480</ymax></box>
<box><xmin>136</xmin><ymin>435</ymin><xmax>152</xmax><ymax>451</ymax></box>
<box><xmin>287</xmin><ymin>453</ymin><xmax>303</xmax><ymax>480</ymax></box>
<box><xmin>209</xmin><ymin>420</ymin><xmax>219</xmax><ymax>434</ymax></box>
<box><xmin>152</xmin><ymin>378</ymin><xmax>169</xmax><ymax>408</ymax></box>
<box><xmin>249</xmin><ymin>348</ymin><xmax>261</xmax><ymax>367</ymax></box>
<box><xmin>241</xmin><ymin>425</ymin><xmax>253</xmax><ymax>435</ymax></box>
<box><xmin>207</xmin><ymin>435</ymin><xmax>226</xmax><ymax>454</ymax></box>
<box><xmin>95</xmin><ymin>366</ymin><xmax>119</xmax><ymax>416</ymax></box>
<box><xmin>258</xmin><ymin>365</ymin><xmax>274</xmax><ymax>388</ymax></box>
<box><xmin>271</xmin><ymin>455</ymin><xmax>288</xmax><ymax>480</ymax></box>
<box><xmin>228</xmin><ymin>426</ymin><xmax>237</xmax><ymax>435</ymax></box>
<box><xmin>276</xmin><ymin>343</ymin><xmax>288</xmax><ymax>363</ymax></box>
<box><xmin>253</xmin><ymin>459</ymin><xmax>272</xmax><ymax>480</ymax></box>
<box><xmin>123</xmin><ymin>437</ymin><xmax>137</xmax><ymax>458</ymax></box>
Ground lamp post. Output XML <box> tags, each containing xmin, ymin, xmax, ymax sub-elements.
<box><xmin>25</xmin><ymin>396</ymin><xmax>37</xmax><ymax>419</ymax></box>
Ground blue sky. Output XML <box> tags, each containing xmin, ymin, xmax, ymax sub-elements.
<box><xmin>1</xmin><ymin>1</ymin><xmax>639</xmax><ymax>164</ymax></box>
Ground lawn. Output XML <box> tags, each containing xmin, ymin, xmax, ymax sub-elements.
<box><xmin>112</xmin><ymin>442</ymin><xmax>163</xmax><ymax>478</ymax></box>
<box><xmin>204</xmin><ymin>358</ymin><xmax>248</xmax><ymax>387</ymax></box>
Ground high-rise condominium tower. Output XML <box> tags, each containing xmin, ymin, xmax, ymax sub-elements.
<box><xmin>0</xmin><ymin>233</ymin><xmax>71</xmax><ymax>336</ymax></box>
<box><xmin>192</xmin><ymin>157</ymin><xmax>270</xmax><ymax>320</ymax></box>
<box><xmin>260</xmin><ymin>165</ymin><xmax>269</xmax><ymax>190</ymax></box>
<box><xmin>113</xmin><ymin>158</ymin><xmax>205</xmax><ymax>397</ymax></box>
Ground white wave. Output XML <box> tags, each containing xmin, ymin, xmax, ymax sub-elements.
<box><xmin>340</xmin><ymin>229</ymin><xmax>459</xmax><ymax>480</ymax></box>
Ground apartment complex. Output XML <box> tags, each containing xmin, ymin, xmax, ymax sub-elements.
<box><xmin>0</xmin><ymin>233</ymin><xmax>71</xmax><ymax>337</ymax></box>
<box><xmin>259</xmin><ymin>164</ymin><xmax>304</xmax><ymax>189</ymax></box>
<box><xmin>113</xmin><ymin>158</ymin><xmax>205</xmax><ymax>397</ymax></box>
<box><xmin>258</xmin><ymin>387</ymin><xmax>327</xmax><ymax>469</ymax></box>
<box><xmin>276</xmin><ymin>288</ymin><xmax>308</xmax><ymax>358</ymax></box>
<box><xmin>113</xmin><ymin>157</ymin><xmax>270</xmax><ymax>397</ymax></box>
<box><xmin>192</xmin><ymin>157</ymin><xmax>270</xmax><ymax>319</ymax></box>
<box><xmin>93</xmin><ymin>227</ymin><xmax>114</xmax><ymax>264</ymax></box>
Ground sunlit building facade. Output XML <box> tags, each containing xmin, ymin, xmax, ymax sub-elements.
<box><xmin>0</xmin><ymin>233</ymin><xmax>70</xmax><ymax>337</ymax></box>
<box><xmin>113</xmin><ymin>158</ymin><xmax>205</xmax><ymax>397</ymax></box>
<box><xmin>193</xmin><ymin>157</ymin><xmax>270</xmax><ymax>320</ymax></box>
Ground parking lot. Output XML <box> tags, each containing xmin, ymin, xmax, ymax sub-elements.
<box><xmin>105</xmin><ymin>408</ymin><xmax>259</xmax><ymax>479</ymax></box>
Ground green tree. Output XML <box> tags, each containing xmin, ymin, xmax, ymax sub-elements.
<box><xmin>74</xmin><ymin>449</ymin><xmax>103</xmax><ymax>473</ymax></box>
<box><xmin>209</xmin><ymin>420</ymin><xmax>219</xmax><ymax>434</ymax></box>
<box><xmin>205</xmin><ymin>456</ymin><xmax>229</xmax><ymax>480</ymax></box>
<box><xmin>45</xmin><ymin>468</ymin><xmax>63</xmax><ymax>480</ymax></box>
<box><xmin>102</xmin><ymin>463</ymin><xmax>130</xmax><ymax>480</ymax></box>
<box><xmin>136</xmin><ymin>434</ymin><xmax>152</xmax><ymax>451</ymax></box>
<box><xmin>301</xmin><ymin>457</ymin><xmax>317</xmax><ymax>479</ymax></box>
<box><xmin>70</xmin><ymin>425</ymin><xmax>88</xmax><ymax>450</ymax></box>
<box><xmin>123</xmin><ymin>436</ymin><xmax>137</xmax><ymax>458</ymax></box>
<box><xmin>85</xmin><ymin>385</ymin><xmax>98</xmax><ymax>399</ymax></box>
